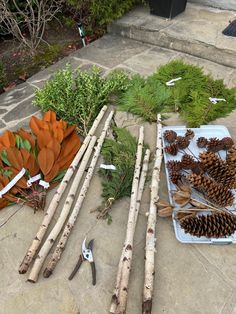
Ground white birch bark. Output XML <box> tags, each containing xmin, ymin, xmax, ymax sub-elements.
<box><xmin>26</xmin><ymin>135</ymin><xmax>97</xmax><ymax>282</ymax></box>
<box><xmin>28</xmin><ymin>110</ymin><xmax>114</xmax><ymax>282</ymax></box>
<box><xmin>110</xmin><ymin>126</ymin><xmax>144</xmax><ymax>313</ymax></box>
<box><xmin>19</xmin><ymin>105</ymin><xmax>108</xmax><ymax>274</ymax></box>
<box><xmin>110</xmin><ymin>148</ymin><xmax>150</xmax><ymax>313</ymax></box>
<box><xmin>142</xmin><ymin>114</ymin><xmax>163</xmax><ymax>314</ymax></box>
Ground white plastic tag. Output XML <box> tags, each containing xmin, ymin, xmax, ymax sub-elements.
<box><xmin>209</xmin><ymin>97</ymin><xmax>226</xmax><ymax>104</ymax></box>
<box><xmin>39</xmin><ymin>180</ymin><xmax>50</xmax><ymax>189</ymax></box>
<box><xmin>27</xmin><ymin>174</ymin><xmax>41</xmax><ymax>187</ymax></box>
<box><xmin>100</xmin><ymin>164</ymin><xmax>116</xmax><ymax>170</ymax></box>
<box><xmin>0</xmin><ymin>168</ymin><xmax>26</xmax><ymax>198</ymax></box>
<box><xmin>166</xmin><ymin>77</ymin><xmax>182</xmax><ymax>86</ymax></box>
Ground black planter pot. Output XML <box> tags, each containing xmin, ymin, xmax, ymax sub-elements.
<box><xmin>149</xmin><ymin>0</ymin><xmax>187</xmax><ymax>19</ymax></box>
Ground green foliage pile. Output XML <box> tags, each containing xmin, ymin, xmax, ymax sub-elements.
<box><xmin>0</xmin><ymin>61</ymin><xmax>6</xmax><ymax>91</ymax></box>
<box><xmin>34</xmin><ymin>65</ymin><xmax>130</xmax><ymax>135</ymax></box>
<box><xmin>118</xmin><ymin>60</ymin><xmax>236</xmax><ymax>127</ymax></box>
<box><xmin>97</xmin><ymin>127</ymin><xmax>137</xmax><ymax>223</ymax></box>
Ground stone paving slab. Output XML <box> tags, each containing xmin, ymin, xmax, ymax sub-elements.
<box><xmin>108</xmin><ymin>3</ymin><xmax>236</xmax><ymax>68</ymax></box>
<box><xmin>0</xmin><ymin>33</ymin><xmax>236</xmax><ymax>314</ymax></box>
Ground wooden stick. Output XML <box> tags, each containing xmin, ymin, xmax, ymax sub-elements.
<box><xmin>110</xmin><ymin>148</ymin><xmax>150</xmax><ymax>313</ymax></box>
<box><xmin>19</xmin><ymin>105</ymin><xmax>108</xmax><ymax>274</ymax></box>
<box><xmin>28</xmin><ymin>110</ymin><xmax>114</xmax><ymax>282</ymax></box>
<box><xmin>26</xmin><ymin>136</ymin><xmax>97</xmax><ymax>281</ymax></box>
<box><xmin>142</xmin><ymin>114</ymin><xmax>163</xmax><ymax>314</ymax></box>
<box><xmin>110</xmin><ymin>126</ymin><xmax>144</xmax><ymax>313</ymax></box>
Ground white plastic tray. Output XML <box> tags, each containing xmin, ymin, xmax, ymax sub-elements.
<box><xmin>162</xmin><ymin>125</ymin><xmax>236</xmax><ymax>244</ymax></box>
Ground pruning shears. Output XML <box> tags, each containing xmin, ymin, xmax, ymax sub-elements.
<box><xmin>68</xmin><ymin>238</ymin><xmax>96</xmax><ymax>285</ymax></box>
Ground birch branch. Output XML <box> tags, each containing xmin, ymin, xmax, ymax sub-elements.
<box><xmin>19</xmin><ymin>105</ymin><xmax>108</xmax><ymax>274</ymax></box>
<box><xmin>25</xmin><ymin>136</ymin><xmax>97</xmax><ymax>282</ymax></box>
<box><xmin>110</xmin><ymin>148</ymin><xmax>150</xmax><ymax>313</ymax></box>
<box><xmin>142</xmin><ymin>114</ymin><xmax>163</xmax><ymax>314</ymax></box>
<box><xmin>110</xmin><ymin>126</ymin><xmax>144</xmax><ymax>313</ymax></box>
<box><xmin>28</xmin><ymin>110</ymin><xmax>114</xmax><ymax>282</ymax></box>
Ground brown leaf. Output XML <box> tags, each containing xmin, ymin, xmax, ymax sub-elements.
<box><xmin>6</xmin><ymin>147</ymin><xmax>24</xmax><ymax>170</ymax></box>
<box><xmin>3</xmin><ymin>82</ymin><xmax>16</xmax><ymax>92</ymax></box>
<box><xmin>20</xmin><ymin>148</ymin><xmax>30</xmax><ymax>166</ymax></box>
<box><xmin>64</xmin><ymin>125</ymin><xmax>76</xmax><ymax>139</ymax></box>
<box><xmin>17</xmin><ymin>129</ymin><xmax>35</xmax><ymax>149</ymax></box>
<box><xmin>43</xmin><ymin>110</ymin><xmax>57</xmax><ymax>123</ymax></box>
<box><xmin>38</xmin><ymin>147</ymin><xmax>55</xmax><ymax>175</ymax></box>
<box><xmin>0</xmin><ymin>131</ymin><xmax>16</xmax><ymax>148</ymax></box>
<box><xmin>30</xmin><ymin>116</ymin><xmax>49</xmax><ymax>135</ymax></box>
<box><xmin>44</xmin><ymin>164</ymin><xmax>60</xmax><ymax>182</ymax></box>
<box><xmin>7</xmin><ymin>167</ymin><xmax>28</xmax><ymax>189</ymax></box>
<box><xmin>0</xmin><ymin>198</ymin><xmax>9</xmax><ymax>210</ymax></box>
<box><xmin>37</xmin><ymin>130</ymin><xmax>54</xmax><ymax>150</ymax></box>
<box><xmin>60</xmin><ymin>132</ymin><xmax>81</xmax><ymax>158</ymax></box>
<box><xmin>26</xmin><ymin>154</ymin><xmax>40</xmax><ymax>177</ymax></box>
<box><xmin>47</xmin><ymin>138</ymin><xmax>61</xmax><ymax>160</ymax></box>
<box><xmin>53</xmin><ymin>128</ymin><xmax>64</xmax><ymax>143</ymax></box>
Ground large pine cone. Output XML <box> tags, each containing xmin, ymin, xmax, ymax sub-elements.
<box><xmin>226</xmin><ymin>145</ymin><xmax>236</xmax><ymax>170</ymax></box>
<box><xmin>199</xmin><ymin>151</ymin><xmax>236</xmax><ymax>189</ymax></box>
<box><xmin>188</xmin><ymin>173</ymin><xmax>234</xmax><ymax>207</ymax></box>
<box><xmin>176</xmin><ymin>136</ymin><xmax>190</xmax><ymax>149</ymax></box>
<box><xmin>163</xmin><ymin>130</ymin><xmax>177</xmax><ymax>143</ymax></box>
<box><xmin>179</xmin><ymin>212</ymin><xmax>236</xmax><ymax>238</ymax></box>
<box><xmin>169</xmin><ymin>171</ymin><xmax>184</xmax><ymax>185</ymax></box>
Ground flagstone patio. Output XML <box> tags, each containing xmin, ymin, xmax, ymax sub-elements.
<box><xmin>1</xmin><ymin>4</ymin><xmax>236</xmax><ymax>314</ymax></box>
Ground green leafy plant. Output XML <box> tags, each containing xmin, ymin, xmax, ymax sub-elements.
<box><xmin>118</xmin><ymin>60</ymin><xmax>236</xmax><ymax>127</ymax></box>
<box><xmin>34</xmin><ymin>65</ymin><xmax>130</xmax><ymax>135</ymax></box>
<box><xmin>33</xmin><ymin>45</ymin><xmax>62</xmax><ymax>67</ymax></box>
<box><xmin>96</xmin><ymin>127</ymin><xmax>138</xmax><ymax>223</ymax></box>
<box><xmin>0</xmin><ymin>61</ymin><xmax>6</xmax><ymax>91</ymax></box>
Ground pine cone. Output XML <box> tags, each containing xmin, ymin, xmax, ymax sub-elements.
<box><xmin>190</xmin><ymin>161</ymin><xmax>204</xmax><ymax>175</ymax></box>
<box><xmin>169</xmin><ymin>171</ymin><xmax>184</xmax><ymax>185</ymax></box>
<box><xmin>199</xmin><ymin>151</ymin><xmax>236</xmax><ymax>189</ymax></box>
<box><xmin>176</xmin><ymin>136</ymin><xmax>190</xmax><ymax>149</ymax></box>
<box><xmin>166</xmin><ymin>160</ymin><xmax>182</xmax><ymax>172</ymax></box>
<box><xmin>207</xmin><ymin>137</ymin><xmax>224</xmax><ymax>152</ymax></box>
<box><xmin>181</xmin><ymin>154</ymin><xmax>195</xmax><ymax>169</ymax></box>
<box><xmin>163</xmin><ymin>130</ymin><xmax>177</xmax><ymax>143</ymax></box>
<box><xmin>197</xmin><ymin>137</ymin><xmax>208</xmax><ymax>148</ymax></box>
<box><xmin>179</xmin><ymin>212</ymin><xmax>236</xmax><ymax>238</ymax></box>
<box><xmin>221</xmin><ymin>137</ymin><xmax>234</xmax><ymax>150</ymax></box>
<box><xmin>226</xmin><ymin>145</ymin><xmax>236</xmax><ymax>170</ymax></box>
<box><xmin>165</xmin><ymin>143</ymin><xmax>178</xmax><ymax>156</ymax></box>
<box><xmin>188</xmin><ymin>173</ymin><xmax>234</xmax><ymax>207</ymax></box>
<box><xmin>185</xmin><ymin>129</ymin><xmax>195</xmax><ymax>140</ymax></box>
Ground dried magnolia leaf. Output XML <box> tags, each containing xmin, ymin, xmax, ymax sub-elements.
<box><xmin>47</xmin><ymin>139</ymin><xmax>61</xmax><ymax>160</ymax></box>
<box><xmin>20</xmin><ymin>148</ymin><xmax>31</xmax><ymax>165</ymax></box>
<box><xmin>38</xmin><ymin>147</ymin><xmax>55</xmax><ymax>176</ymax></box>
<box><xmin>43</xmin><ymin>110</ymin><xmax>57</xmax><ymax>123</ymax></box>
<box><xmin>0</xmin><ymin>198</ymin><xmax>9</xmax><ymax>210</ymax></box>
<box><xmin>53</xmin><ymin>127</ymin><xmax>64</xmax><ymax>143</ymax></box>
<box><xmin>29</xmin><ymin>116</ymin><xmax>45</xmax><ymax>135</ymax></box>
<box><xmin>64</xmin><ymin>125</ymin><xmax>76</xmax><ymax>139</ymax></box>
<box><xmin>0</xmin><ymin>131</ymin><xmax>16</xmax><ymax>148</ymax></box>
<box><xmin>17</xmin><ymin>129</ymin><xmax>35</xmax><ymax>149</ymax></box>
<box><xmin>158</xmin><ymin>206</ymin><xmax>173</xmax><ymax>217</ymax></box>
<box><xmin>26</xmin><ymin>154</ymin><xmax>40</xmax><ymax>176</ymax></box>
<box><xmin>60</xmin><ymin>132</ymin><xmax>81</xmax><ymax>158</ymax></box>
<box><xmin>44</xmin><ymin>164</ymin><xmax>60</xmax><ymax>182</ymax></box>
<box><xmin>6</xmin><ymin>147</ymin><xmax>24</xmax><ymax>170</ymax></box>
<box><xmin>37</xmin><ymin>130</ymin><xmax>53</xmax><ymax>150</ymax></box>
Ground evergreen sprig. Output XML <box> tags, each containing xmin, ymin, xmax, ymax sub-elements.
<box><xmin>97</xmin><ymin>127</ymin><xmax>137</xmax><ymax>223</ymax></box>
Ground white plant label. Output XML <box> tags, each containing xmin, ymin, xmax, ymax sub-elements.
<box><xmin>0</xmin><ymin>168</ymin><xmax>26</xmax><ymax>198</ymax></box>
<box><xmin>166</xmin><ymin>77</ymin><xmax>182</xmax><ymax>86</ymax></box>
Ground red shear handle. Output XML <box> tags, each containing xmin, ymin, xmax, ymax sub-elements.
<box><xmin>90</xmin><ymin>261</ymin><xmax>96</xmax><ymax>285</ymax></box>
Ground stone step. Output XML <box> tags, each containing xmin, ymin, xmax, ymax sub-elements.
<box><xmin>188</xmin><ymin>0</ymin><xmax>236</xmax><ymax>11</ymax></box>
<box><xmin>108</xmin><ymin>3</ymin><xmax>236</xmax><ymax>68</ymax></box>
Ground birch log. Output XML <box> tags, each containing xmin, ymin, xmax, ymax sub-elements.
<box><xmin>110</xmin><ymin>148</ymin><xmax>150</xmax><ymax>314</ymax></box>
<box><xmin>19</xmin><ymin>105</ymin><xmax>108</xmax><ymax>274</ymax></box>
<box><xmin>28</xmin><ymin>110</ymin><xmax>114</xmax><ymax>282</ymax></box>
<box><xmin>142</xmin><ymin>114</ymin><xmax>163</xmax><ymax>314</ymax></box>
<box><xmin>26</xmin><ymin>136</ymin><xmax>97</xmax><ymax>281</ymax></box>
<box><xmin>111</xmin><ymin>126</ymin><xmax>144</xmax><ymax>313</ymax></box>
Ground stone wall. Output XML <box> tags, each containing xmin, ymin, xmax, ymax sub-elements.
<box><xmin>188</xmin><ymin>0</ymin><xmax>236</xmax><ymax>11</ymax></box>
